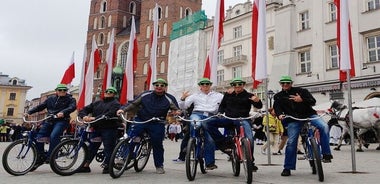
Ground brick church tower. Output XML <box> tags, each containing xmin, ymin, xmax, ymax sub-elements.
<box><xmin>85</xmin><ymin>0</ymin><xmax>201</xmax><ymax>100</ymax></box>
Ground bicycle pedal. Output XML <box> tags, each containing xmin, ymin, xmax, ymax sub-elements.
<box><xmin>297</xmin><ymin>156</ymin><xmax>306</xmax><ymax>160</ymax></box>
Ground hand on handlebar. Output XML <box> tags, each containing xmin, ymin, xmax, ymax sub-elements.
<box><xmin>278</xmin><ymin>114</ymin><xmax>285</xmax><ymax>120</ymax></box>
<box><xmin>116</xmin><ymin>110</ymin><xmax>124</xmax><ymax>116</ymax></box>
<box><xmin>83</xmin><ymin>116</ymin><xmax>95</xmax><ymax>122</ymax></box>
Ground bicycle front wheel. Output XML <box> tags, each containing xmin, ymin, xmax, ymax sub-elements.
<box><xmin>241</xmin><ymin>138</ymin><xmax>253</xmax><ymax>184</ymax></box>
<box><xmin>186</xmin><ymin>138</ymin><xmax>198</xmax><ymax>181</ymax></box>
<box><xmin>134</xmin><ymin>138</ymin><xmax>152</xmax><ymax>172</ymax></box>
<box><xmin>50</xmin><ymin>139</ymin><xmax>87</xmax><ymax>176</ymax></box>
<box><xmin>231</xmin><ymin>141</ymin><xmax>240</xmax><ymax>177</ymax></box>
<box><xmin>2</xmin><ymin>139</ymin><xmax>37</xmax><ymax>176</ymax></box>
<box><xmin>310</xmin><ymin>138</ymin><xmax>324</xmax><ymax>182</ymax></box>
<box><xmin>109</xmin><ymin>139</ymin><xmax>132</xmax><ymax>178</ymax></box>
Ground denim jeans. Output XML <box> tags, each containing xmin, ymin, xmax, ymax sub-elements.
<box><xmin>128</xmin><ymin>118</ymin><xmax>166</xmax><ymax>168</ymax></box>
<box><xmin>36</xmin><ymin>121</ymin><xmax>69</xmax><ymax>158</ymax></box>
<box><xmin>284</xmin><ymin>114</ymin><xmax>331</xmax><ymax>170</ymax></box>
<box><xmin>205</xmin><ymin>118</ymin><xmax>255</xmax><ymax>156</ymax></box>
<box><xmin>190</xmin><ymin>112</ymin><xmax>216</xmax><ymax>166</ymax></box>
<box><xmin>87</xmin><ymin>128</ymin><xmax>118</xmax><ymax>167</ymax></box>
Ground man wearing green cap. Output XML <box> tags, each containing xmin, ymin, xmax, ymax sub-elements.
<box><xmin>175</xmin><ymin>77</ymin><xmax>223</xmax><ymax>170</ymax></box>
<box><xmin>117</xmin><ymin>78</ymin><xmax>180</xmax><ymax>174</ymax></box>
<box><xmin>273</xmin><ymin>76</ymin><xmax>332</xmax><ymax>177</ymax></box>
<box><xmin>77</xmin><ymin>86</ymin><xmax>121</xmax><ymax>174</ymax></box>
<box><xmin>204</xmin><ymin>77</ymin><xmax>263</xmax><ymax>171</ymax></box>
<box><xmin>25</xmin><ymin>83</ymin><xmax>76</xmax><ymax>169</ymax></box>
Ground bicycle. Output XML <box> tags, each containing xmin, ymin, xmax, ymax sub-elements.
<box><xmin>49</xmin><ymin>115</ymin><xmax>110</xmax><ymax>176</ymax></box>
<box><xmin>285</xmin><ymin>114</ymin><xmax>326</xmax><ymax>182</ymax></box>
<box><xmin>2</xmin><ymin>115</ymin><xmax>56</xmax><ymax>176</ymax></box>
<box><xmin>177</xmin><ymin>115</ymin><xmax>218</xmax><ymax>181</ymax></box>
<box><xmin>108</xmin><ymin>114</ymin><xmax>156</xmax><ymax>178</ymax></box>
<box><xmin>220</xmin><ymin>113</ymin><xmax>261</xmax><ymax>184</ymax></box>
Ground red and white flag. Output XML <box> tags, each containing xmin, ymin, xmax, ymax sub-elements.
<box><xmin>146</xmin><ymin>3</ymin><xmax>159</xmax><ymax>90</ymax></box>
<box><xmin>203</xmin><ymin>0</ymin><xmax>224</xmax><ymax>84</ymax></box>
<box><xmin>77</xmin><ymin>37</ymin><xmax>100</xmax><ymax>109</ymax></box>
<box><xmin>251</xmin><ymin>0</ymin><xmax>267</xmax><ymax>88</ymax></box>
<box><xmin>120</xmin><ymin>16</ymin><xmax>138</xmax><ymax>104</ymax></box>
<box><xmin>60</xmin><ymin>52</ymin><xmax>75</xmax><ymax>85</ymax></box>
<box><xmin>334</xmin><ymin>0</ymin><xmax>355</xmax><ymax>82</ymax></box>
<box><xmin>101</xmin><ymin>28</ymin><xmax>116</xmax><ymax>98</ymax></box>
<box><xmin>77</xmin><ymin>45</ymin><xmax>88</xmax><ymax>110</ymax></box>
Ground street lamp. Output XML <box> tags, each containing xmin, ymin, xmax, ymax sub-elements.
<box><xmin>267</xmin><ymin>90</ymin><xmax>274</xmax><ymax>108</ymax></box>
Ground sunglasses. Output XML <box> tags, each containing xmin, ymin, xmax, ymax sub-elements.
<box><xmin>280</xmin><ymin>82</ymin><xmax>291</xmax><ymax>85</ymax></box>
<box><xmin>199</xmin><ymin>83</ymin><xmax>211</xmax><ymax>86</ymax></box>
<box><xmin>154</xmin><ymin>84</ymin><xmax>166</xmax><ymax>88</ymax></box>
<box><xmin>231</xmin><ymin>83</ymin><xmax>244</xmax><ymax>87</ymax></box>
<box><xmin>57</xmin><ymin>89</ymin><xmax>67</xmax><ymax>92</ymax></box>
<box><xmin>105</xmin><ymin>90</ymin><xmax>115</xmax><ymax>94</ymax></box>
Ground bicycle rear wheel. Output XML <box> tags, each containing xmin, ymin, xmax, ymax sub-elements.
<box><xmin>50</xmin><ymin>139</ymin><xmax>87</xmax><ymax>176</ymax></box>
<box><xmin>109</xmin><ymin>139</ymin><xmax>132</xmax><ymax>178</ymax></box>
<box><xmin>231</xmin><ymin>142</ymin><xmax>240</xmax><ymax>176</ymax></box>
<box><xmin>2</xmin><ymin>139</ymin><xmax>37</xmax><ymax>176</ymax></box>
<box><xmin>186</xmin><ymin>138</ymin><xmax>198</xmax><ymax>181</ymax></box>
<box><xmin>241</xmin><ymin>138</ymin><xmax>253</xmax><ymax>184</ymax></box>
<box><xmin>134</xmin><ymin>137</ymin><xmax>152</xmax><ymax>172</ymax></box>
<box><xmin>310</xmin><ymin>138</ymin><xmax>324</xmax><ymax>182</ymax></box>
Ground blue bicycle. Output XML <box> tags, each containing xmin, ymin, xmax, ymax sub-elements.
<box><xmin>177</xmin><ymin>115</ymin><xmax>217</xmax><ymax>181</ymax></box>
<box><xmin>285</xmin><ymin>114</ymin><xmax>325</xmax><ymax>182</ymax></box>
<box><xmin>2</xmin><ymin>115</ymin><xmax>56</xmax><ymax>176</ymax></box>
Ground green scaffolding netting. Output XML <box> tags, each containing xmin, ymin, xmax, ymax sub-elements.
<box><xmin>170</xmin><ymin>10</ymin><xmax>208</xmax><ymax>41</ymax></box>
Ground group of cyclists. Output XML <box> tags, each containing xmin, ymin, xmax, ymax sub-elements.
<box><xmin>21</xmin><ymin>75</ymin><xmax>333</xmax><ymax>179</ymax></box>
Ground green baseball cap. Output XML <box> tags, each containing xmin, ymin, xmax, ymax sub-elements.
<box><xmin>279</xmin><ymin>76</ymin><xmax>293</xmax><ymax>82</ymax></box>
<box><xmin>152</xmin><ymin>78</ymin><xmax>168</xmax><ymax>86</ymax></box>
<box><xmin>230</xmin><ymin>77</ymin><xmax>246</xmax><ymax>85</ymax></box>
<box><xmin>197</xmin><ymin>78</ymin><xmax>212</xmax><ymax>85</ymax></box>
<box><xmin>55</xmin><ymin>84</ymin><xmax>68</xmax><ymax>90</ymax></box>
<box><xmin>105</xmin><ymin>86</ymin><xmax>118</xmax><ymax>94</ymax></box>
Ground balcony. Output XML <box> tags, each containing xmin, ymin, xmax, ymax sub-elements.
<box><xmin>220</xmin><ymin>55</ymin><xmax>248</xmax><ymax>66</ymax></box>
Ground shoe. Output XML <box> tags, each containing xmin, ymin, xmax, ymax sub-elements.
<box><xmin>297</xmin><ymin>150</ymin><xmax>304</xmax><ymax>154</ymax></box>
<box><xmin>30</xmin><ymin>155</ymin><xmax>46</xmax><ymax>171</ymax></box>
<box><xmin>156</xmin><ymin>167</ymin><xmax>165</xmax><ymax>174</ymax></box>
<box><xmin>172</xmin><ymin>158</ymin><xmax>185</xmax><ymax>163</ymax></box>
<box><xmin>261</xmin><ymin>149</ymin><xmax>266</xmax><ymax>155</ymax></box>
<box><xmin>281</xmin><ymin>169</ymin><xmax>291</xmax><ymax>176</ymax></box>
<box><xmin>76</xmin><ymin>166</ymin><xmax>91</xmax><ymax>173</ymax></box>
<box><xmin>252</xmin><ymin>164</ymin><xmax>258</xmax><ymax>172</ymax></box>
<box><xmin>206</xmin><ymin>164</ymin><xmax>218</xmax><ymax>170</ymax></box>
<box><xmin>277</xmin><ymin>150</ymin><xmax>282</xmax><ymax>155</ymax></box>
<box><xmin>102</xmin><ymin>167</ymin><xmax>109</xmax><ymax>174</ymax></box>
<box><xmin>323</xmin><ymin>154</ymin><xmax>333</xmax><ymax>163</ymax></box>
<box><xmin>272</xmin><ymin>152</ymin><xmax>279</xmax><ymax>155</ymax></box>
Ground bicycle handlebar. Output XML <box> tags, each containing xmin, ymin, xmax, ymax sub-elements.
<box><xmin>221</xmin><ymin>113</ymin><xmax>261</xmax><ymax>121</ymax></box>
<box><xmin>23</xmin><ymin>114</ymin><xmax>56</xmax><ymax>123</ymax></box>
<box><xmin>284</xmin><ymin>113</ymin><xmax>326</xmax><ymax>121</ymax></box>
<box><xmin>118</xmin><ymin>113</ymin><xmax>162</xmax><ymax>124</ymax></box>
<box><xmin>176</xmin><ymin>114</ymin><xmax>218</xmax><ymax>123</ymax></box>
<box><xmin>76</xmin><ymin>115</ymin><xmax>117</xmax><ymax>124</ymax></box>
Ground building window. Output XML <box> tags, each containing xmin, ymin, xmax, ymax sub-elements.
<box><xmin>7</xmin><ymin>108</ymin><xmax>14</xmax><ymax>116</ymax></box>
<box><xmin>367</xmin><ymin>34</ymin><xmax>380</xmax><ymax>62</ymax></box>
<box><xmin>233</xmin><ymin>45</ymin><xmax>242</xmax><ymax>57</ymax></box>
<box><xmin>98</xmin><ymin>33</ymin><xmax>105</xmax><ymax>46</ymax></box>
<box><xmin>217</xmin><ymin>70</ymin><xmax>224</xmax><ymax>85</ymax></box>
<box><xmin>160</xmin><ymin>61</ymin><xmax>165</xmax><ymax>73</ymax></box>
<box><xmin>143</xmin><ymin>63</ymin><xmax>148</xmax><ymax>75</ymax></box>
<box><xmin>145</xmin><ymin>44</ymin><xmax>149</xmax><ymax>57</ymax></box>
<box><xmin>100</xmin><ymin>16</ymin><xmax>106</xmax><ymax>29</ymax></box>
<box><xmin>328</xmin><ymin>2</ymin><xmax>337</xmax><ymax>22</ymax></box>
<box><xmin>129</xmin><ymin>2</ymin><xmax>136</xmax><ymax>14</ymax></box>
<box><xmin>12</xmin><ymin>79</ymin><xmax>18</xmax><ymax>85</ymax></box>
<box><xmin>299</xmin><ymin>50</ymin><xmax>311</xmax><ymax>73</ymax></box>
<box><xmin>9</xmin><ymin>93</ymin><xmax>16</xmax><ymax>100</ymax></box>
<box><xmin>367</xmin><ymin>0</ymin><xmax>380</xmax><ymax>11</ymax></box>
<box><xmin>120</xmin><ymin>42</ymin><xmax>128</xmax><ymax>68</ymax></box>
<box><xmin>299</xmin><ymin>11</ymin><xmax>310</xmax><ymax>30</ymax></box>
<box><xmin>161</xmin><ymin>42</ymin><xmax>166</xmax><ymax>55</ymax></box>
<box><xmin>185</xmin><ymin>8</ymin><xmax>192</xmax><ymax>17</ymax></box>
<box><xmin>233</xmin><ymin>26</ymin><xmax>242</xmax><ymax>39</ymax></box>
<box><xmin>100</xmin><ymin>1</ymin><xmax>107</xmax><ymax>13</ymax></box>
<box><xmin>217</xmin><ymin>50</ymin><xmax>224</xmax><ymax>64</ymax></box>
<box><xmin>146</xmin><ymin>26</ymin><xmax>151</xmax><ymax>39</ymax></box>
<box><xmin>163</xmin><ymin>23</ymin><xmax>168</xmax><ymax>36</ymax></box>
<box><xmin>158</xmin><ymin>6</ymin><xmax>162</xmax><ymax>20</ymax></box>
<box><xmin>328</xmin><ymin>44</ymin><xmax>339</xmax><ymax>69</ymax></box>
<box><xmin>232</xmin><ymin>66</ymin><xmax>242</xmax><ymax>78</ymax></box>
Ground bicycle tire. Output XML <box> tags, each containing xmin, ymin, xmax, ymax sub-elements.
<box><xmin>186</xmin><ymin>138</ymin><xmax>198</xmax><ymax>181</ymax></box>
<box><xmin>198</xmin><ymin>137</ymin><xmax>206</xmax><ymax>174</ymax></box>
<box><xmin>109</xmin><ymin>138</ymin><xmax>132</xmax><ymax>178</ymax></box>
<box><xmin>50</xmin><ymin>139</ymin><xmax>87</xmax><ymax>176</ymax></box>
<box><xmin>231</xmin><ymin>141</ymin><xmax>240</xmax><ymax>177</ymax></box>
<box><xmin>310</xmin><ymin>138</ymin><xmax>324</xmax><ymax>182</ymax></box>
<box><xmin>134</xmin><ymin>137</ymin><xmax>152</xmax><ymax>172</ymax></box>
<box><xmin>2</xmin><ymin>139</ymin><xmax>37</xmax><ymax>176</ymax></box>
<box><xmin>241</xmin><ymin>138</ymin><xmax>253</xmax><ymax>184</ymax></box>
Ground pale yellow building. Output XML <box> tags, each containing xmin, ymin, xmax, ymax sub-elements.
<box><xmin>0</xmin><ymin>72</ymin><xmax>31</xmax><ymax>125</ymax></box>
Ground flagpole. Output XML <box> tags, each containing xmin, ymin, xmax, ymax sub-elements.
<box><xmin>264</xmin><ymin>79</ymin><xmax>271</xmax><ymax>165</ymax></box>
<box><xmin>346</xmin><ymin>70</ymin><xmax>356</xmax><ymax>172</ymax></box>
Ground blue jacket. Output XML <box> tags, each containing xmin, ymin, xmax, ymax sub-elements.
<box><xmin>122</xmin><ymin>91</ymin><xmax>179</xmax><ymax>121</ymax></box>
<box><xmin>28</xmin><ymin>94</ymin><xmax>77</xmax><ymax>121</ymax></box>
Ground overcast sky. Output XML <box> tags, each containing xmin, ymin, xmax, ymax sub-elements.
<box><xmin>0</xmin><ymin>0</ymin><xmax>245</xmax><ymax>100</ymax></box>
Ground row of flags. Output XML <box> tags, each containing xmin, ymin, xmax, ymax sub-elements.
<box><xmin>58</xmin><ymin>0</ymin><xmax>355</xmax><ymax>109</ymax></box>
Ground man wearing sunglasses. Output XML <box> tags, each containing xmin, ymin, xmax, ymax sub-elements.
<box><xmin>25</xmin><ymin>84</ymin><xmax>77</xmax><ymax>169</ymax></box>
<box><xmin>273</xmin><ymin>76</ymin><xmax>332</xmax><ymax>177</ymax></box>
<box><xmin>176</xmin><ymin>78</ymin><xmax>223</xmax><ymax>170</ymax></box>
<box><xmin>77</xmin><ymin>86</ymin><xmax>121</xmax><ymax>174</ymax></box>
<box><xmin>204</xmin><ymin>77</ymin><xmax>263</xmax><ymax>171</ymax></box>
<box><xmin>117</xmin><ymin>78</ymin><xmax>180</xmax><ymax>174</ymax></box>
